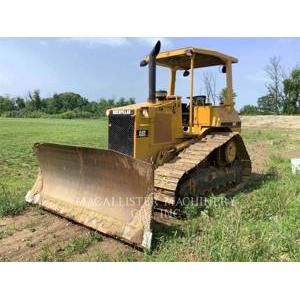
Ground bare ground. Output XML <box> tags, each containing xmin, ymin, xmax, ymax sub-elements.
<box><xmin>1</xmin><ymin>116</ymin><xmax>299</xmax><ymax>261</ymax></box>
<box><xmin>241</xmin><ymin>115</ymin><xmax>300</xmax><ymax>129</ymax></box>
<box><xmin>0</xmin><ymin>207</ymin><xmax>140</xmax><ymax>261</ymax></box>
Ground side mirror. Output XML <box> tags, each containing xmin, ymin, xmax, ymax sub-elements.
<box><xmin>221</xmin><ymin>65</ymin><xmax>227</xmax><ymax>73</ymax></box>
<box><xmin>183</xmin><ymin>70</ymin><xmax>190</xmax><ymax>77</ymax></box>
<box><xmin>140</xmin><ymin>59</ymin><xmax>148</xmax><ymax>67</ymax></box>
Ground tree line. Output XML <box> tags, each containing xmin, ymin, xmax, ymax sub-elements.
<box><xmin>240</xmin><ymin>57</ymin><xmax>300</xmax><ymax>115</ymax></box>
<box><xmin>1</xmin><ymin>56</ymin><xmax>299</xmax><ymax>119</ymax></box>
<box><xmin>0</xmin><ymin>91</ymin><xmax>135</xmax><ymax>119</ymax></box>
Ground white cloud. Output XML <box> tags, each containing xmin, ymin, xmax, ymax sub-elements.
<box><xmin>63</xmin><ymin>37</ymin><xmax>130</xmax><ymax>48</ymax></box>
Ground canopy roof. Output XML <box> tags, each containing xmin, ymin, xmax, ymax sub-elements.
<box><xmin>145</xmin><ymin>47</ymin><xmax>238</xmax><ymax>70</ymax></box>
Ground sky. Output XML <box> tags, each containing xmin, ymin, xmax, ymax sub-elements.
<box><xmin>0</xmin><ymin>37</ymin><xmax>300</xmax><ymax>110</ymax></box>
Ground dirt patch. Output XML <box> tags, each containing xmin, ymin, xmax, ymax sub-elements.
<box><xmin>0</xmin><ymin>207</ymin><xmax>141</xmax><ymax>261</ymax></box>
<box><xmin>246</xmin><ymin>141</ymin><xmax>272</xmax><ymax>173</ymax></box>
<box><xmin>241</xmin><ymin>115</ymin><xmax>300</xmax><ymax>129</ymax></box>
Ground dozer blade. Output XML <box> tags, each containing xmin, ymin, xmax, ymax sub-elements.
<box><xmin>26</xmin><ymin>143</ymin><xmax>154</xmax><ymax>249</ymax></box>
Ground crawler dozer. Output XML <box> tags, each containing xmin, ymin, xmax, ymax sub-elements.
<box><xmin>26</xmin><ymin>41</ymin><xmax>251</xmax><ymax>250</ymax></box>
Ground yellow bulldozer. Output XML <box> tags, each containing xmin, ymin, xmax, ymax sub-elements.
<box><xmin>26</xmin><ymin>41</ymin><xmax>251</xmax><ymax>250</ymax></box>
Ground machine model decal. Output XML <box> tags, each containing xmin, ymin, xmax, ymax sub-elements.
<box><xmin>137</xmin><ymin>129</ymin><xmax>149</xmax><ymax>137</ymax></box>
<box><xmin>112</xmin><ymin>109</ymin><xmax>133</xmax><ymax>115</ymax></box>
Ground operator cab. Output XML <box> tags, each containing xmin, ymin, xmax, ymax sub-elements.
<box><xmin>148</xmin><ymin>46</ymin><xmax>239</xmax><ymax>133</ymax></box>
<box><xmin>139</xmin><ymin>43</ymin><xmax>240</xmax><ymax>136</ymax></box>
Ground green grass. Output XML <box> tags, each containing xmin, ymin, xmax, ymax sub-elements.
<box><xmin>0</xmin><ymin>183</ymin><xmax>27</xmax><ymax>217</ymax></box>
<box><xmin>37</xmin><ymin>231</ymin><xmax>104</xmax><ymax>262</ymax></box>
<box><xmin>0</xmin><ymin>118</ymin><xmax>107</xmax><ymax>217</ymax></box>
<box><xmin>0</xmin><ymin>117</ymin><xmax>299</xmax><ymax>261</ymax></box>
<box><xmin>242</xmin><ymin>127</ymin><xmax>300</xmax><ymax>149</ymax></box>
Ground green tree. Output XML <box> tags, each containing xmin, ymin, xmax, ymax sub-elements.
<box><xmin>219</xmin><ymin>88</ymin><xmax>237</xmax><ymax>104</ymax></box>
<box><xmin>239</xmin><ymin>105</ymin><xmax>260</xmax><ymax>115</ymax></box>
<box><xmin>46</xmin><ymin>94</ymin><xmax>63</xmax><ymax>113</ymax></box>
<box><xmin>57</xmin><ymin>92</ymin><xmax>88</xmax><ymax>111</ymax></box>
<box><xmin>42</xmin><ymin>92</ymin><xmax>89</xmax><ymax>114</ymax></box>
<box><xmin>0</xmin><ymin>96</ymin><xmax>14</xmax><ymax>114</ymax></box>
<box><xmin>282</xmin><ymin>67</ymin><xmax>300</xmax><ymax>114</ymax></box>
<box><xmin>0</xmin><ymin>90</ymin><xmax>136</xmax><ymax>118</ymax></box>
<box><xmin>27</xmin><ymin>89</ymin><xmax>42</xmax><ymax>111</ymax></box>
<box><xmin>257</xmin><ymin>94</ymin><xmax>275</xmax><ymax>114</ymax></box>
<box><xmin>128</xmin><ymin>97</ymin><xmax>135</xmax><ymax>105</ymax></box>
<box><xmin>116</xmin><ymin>97</ymin><xmax>126</xmax><ymax>106</ymax></box>
<box><xmin>97</xmin><ymin>98</ymin><xmax>111</xmax><ymax>116</ymax></box>
<box><xmin>15</xmin><ymin>97</ymin><xmax>25</xmax><ymax>110</ymax></box>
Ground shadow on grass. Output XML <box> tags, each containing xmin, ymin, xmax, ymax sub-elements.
<box><xmin>226</xmin><ymin>167</ymin><xmax>278</xmax><ymax>198</ymax></box>
<box><xmin>150</xmin><ymin>219</ymin><xmax>184</xmax><ymax>251</ymax></box>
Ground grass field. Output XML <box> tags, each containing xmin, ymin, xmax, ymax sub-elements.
<box><xmin>0</xmin><ymin>117</ymin><xmax>299</xmax><ymax>261</ymax></box>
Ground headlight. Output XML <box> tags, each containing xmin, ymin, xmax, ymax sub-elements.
<box><xmin>141</xmin><ymin>108</ymin><xmax>149</xmax><ymax>118</ymax></box>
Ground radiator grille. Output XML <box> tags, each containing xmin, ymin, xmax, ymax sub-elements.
<box><xmin>108</xmin><ymin>114</ymin><xmax>134</xmax><ymax>156</ymax></box>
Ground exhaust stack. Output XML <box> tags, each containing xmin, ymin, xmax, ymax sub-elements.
<box><xmin>140</xmin><ymin>40</ymin><xmax>161</xmax><ymax>103</ymax></box>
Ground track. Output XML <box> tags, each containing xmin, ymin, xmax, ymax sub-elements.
<box><xmin>154</xmin><ymin>132</ymin><xmax>252</xmax><ymax>206</ymax></box>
